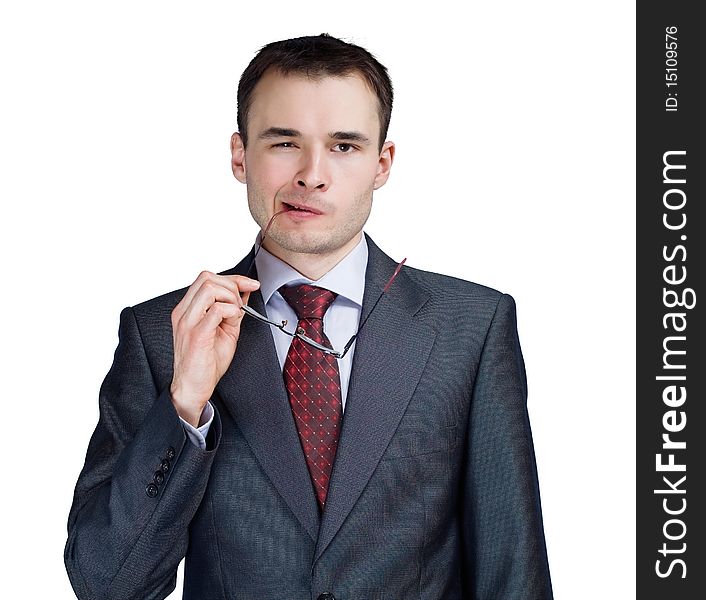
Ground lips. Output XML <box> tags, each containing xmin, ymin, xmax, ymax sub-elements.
<box><xmin>282</xmin><ymin>201</ymin><xmax>323</xmax><ymax>215</ymax></box>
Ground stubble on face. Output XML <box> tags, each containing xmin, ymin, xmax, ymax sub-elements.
<box><xmin>246</xmin><ymin>175</ymin><xmax>374</xmax><ymax>258</ymax></box>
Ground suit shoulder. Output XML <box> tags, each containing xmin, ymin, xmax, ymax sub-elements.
<box><xmin>402</xmin><ymin>264</ymin><xmax>511</xmax><ymax>305</ymax></box>
<box><xmin>127</xmin><ymin>261</ymin><xmax>243</xmax><ymax>331</ymax></box>
<box><xmin>128</xmin><ymin>260</ymin><xmax>244</xmax><ymax>317</ymax></box>
<box><xmin>400</xmin><ymin>266</ymin><xmax>520</xmax><ymax>351</ymax></box>
<box><xmin>129</xmin><ymin>284</ymin><xmax>190</xmax><ymax>323</ymax></box>
<box><xmin>115</xmin><ymin>283</ymin><xmax>193</xmax><ymax>384</ymax></box>
<box><xmin>398</xmin><ymin>265</ymin><xmax>519</xmax><ymax>350</ymax></box>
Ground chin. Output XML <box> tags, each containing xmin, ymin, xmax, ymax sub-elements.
<box><xmin>274</xmin><ymin>232</ymin><xmax>336</xmax><ymax>255</ymax></box>
<box><xmin>271</xmin><ymin>227</ymin><xmax>360</xmax><ymax>257</ymax></box>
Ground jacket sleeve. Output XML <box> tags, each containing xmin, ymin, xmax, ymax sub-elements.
<box><xmin>461</xmin><ymin>294</ymin><xmax>553</xmax><ymax>599</ymax></box>
<box><xmin>64</xmin><ymin>306</ymin><xmax>222</xmax><ymax>600</ymax></box>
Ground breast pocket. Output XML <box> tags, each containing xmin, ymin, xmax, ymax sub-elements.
<box><xmin>381</xmin><ymin>422</ymin><xmax>459</xmax><ymax>459</ymax></box>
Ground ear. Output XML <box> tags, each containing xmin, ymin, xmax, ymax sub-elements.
<box><xmin>230</xmin><ymin>132</ymin><xmax>246</xmax><ymax>183</ymax></box>
<box><xmin>373</xmin><ymin>141</ymin><xmax>395</xmax><ymax>190</ymax></box>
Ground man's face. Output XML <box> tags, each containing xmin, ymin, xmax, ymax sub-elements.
<box><xmin>231</xmin><ymin>70</ymin><xmax>394</xmax><ymax>261</ymax></box>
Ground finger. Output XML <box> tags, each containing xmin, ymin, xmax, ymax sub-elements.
<box><xmin>191</xmin><ymin>273</ymin><xmax>260</xmax><ymax>296</ymax></box>
<box><xmin>224</xmin><ymin>274</ymin><xmax>261</xmax><ymax>292</ymax></box>
<box><xmin>174</xmin><ymin>272</ymin><xmax>260</xmax><ymax>322</ymax></box>
<box><xmin>181</xmin><ymin>282</ymin><xmax>243</xmax><ymax>329</ymax></box>
<box><xmin>173</xmin><ymin>270</ymin><xmax>217</xmax><ymax>323</ymax></box>
<box><xmin>187</xmin><ymin>274</ymin><xmax>260</xmax><ymax>320</ymax></box>
<box><xmin>197</xmin><ymin>301</ymin><xmax>243</xmax><ymax>336</ymax></box>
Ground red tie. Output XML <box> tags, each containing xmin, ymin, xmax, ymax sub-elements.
<box><xmin>278</xmin><ymin>284</ymin><xmax>343</xmax><ymax>510</ymax></box>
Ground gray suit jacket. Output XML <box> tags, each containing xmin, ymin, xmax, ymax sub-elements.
<box><xmin>65</xmin><ymin>235</ymin><xmax>553</xmax><ymax>600</ymax></box>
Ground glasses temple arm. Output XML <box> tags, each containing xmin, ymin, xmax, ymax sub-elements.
<box><xmin>353</xmin><ymin>257</ymin><xmax>407</xmax><ymax>341</ymax></box>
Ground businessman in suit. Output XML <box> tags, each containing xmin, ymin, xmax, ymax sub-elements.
<box><xmin>65</xmin><ymin>34</ymin><xmax>553</xmax><ymax>599</ymax></box>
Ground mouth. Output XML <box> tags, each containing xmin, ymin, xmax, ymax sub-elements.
<box><xmin>281</xmin><ymin>201</ymin><xmax>323</xmax><ymax>216</ymax></box>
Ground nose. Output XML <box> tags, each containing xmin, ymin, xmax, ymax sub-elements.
<box><xmin>295</xmin><ymin>147</ymin><xmax>329</xmax><ymax>191</ymax></box>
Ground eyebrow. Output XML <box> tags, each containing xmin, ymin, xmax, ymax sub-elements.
<box><xmin>257</xmin><ymin>127</ymin><xmax>372</xmax><ymax>146</ymax></box>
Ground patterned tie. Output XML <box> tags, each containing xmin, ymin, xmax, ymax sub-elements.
<box><xmin>278</xmin><ymin>284</ymin><xmax>343</xmax><ymax>510</ymax></box>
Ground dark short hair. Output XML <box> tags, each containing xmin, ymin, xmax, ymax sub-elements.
<box><xmin>237</xmin><ymin>34</ymin><xmax>393</xmax><ymax>152</ymax></box>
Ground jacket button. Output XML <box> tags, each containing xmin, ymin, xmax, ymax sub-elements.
<box><xmin>145</xmin><ymin>483</ymin><xmax>159</xmax><ymax>498</ymax></box>
<box><xmin>317</xmin><ymin>594</ymin><xmax>335</xmax><ymax>600</ymax></box>
<box><xmin>160</xmin><ymin>459</ymin><xmax>170</xmax><ymax>473</ymax></box>
<box><xmin>165</xmin><ymin>446</ymin><xmax>175</xmax><ymax>460</ymax></box>
<box><xmin>153</xmin><ymin>471</ymin><xmax>165</xmax><ymax>485</ymax></box>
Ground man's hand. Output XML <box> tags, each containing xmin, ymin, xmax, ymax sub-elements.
<box><xmin>170</xmin><ymin>271</ymin><xmax>260</xmax><ymax>427</ymax></box>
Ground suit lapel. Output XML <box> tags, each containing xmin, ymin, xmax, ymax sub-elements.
<box><xmin>216</xmin><ymin>251</ymin><xmax>320</xmax><ymax>543</ymax></box>
<box><xmin>215</xmin><ymin>237</ymin><xmax>436</xmax><ymax>555</ymax></box>
<box><xmin>314</xmin><ymin>235</ymin><xmax>436</xmax><ymax>563</ymax></box>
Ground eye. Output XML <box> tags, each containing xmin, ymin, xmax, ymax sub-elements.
<box><xmin>333</xmin><ymin>143</ymin><xmax>356</xmax><ymax>153</ymax></box>
<box><xmin>272</xmin><ymin>142</ymin><xmax>297</xmax><ymax>149</ymax></box>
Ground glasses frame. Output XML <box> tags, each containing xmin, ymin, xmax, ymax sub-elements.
<box><xmin>240</xmin><ymin>208</ymin><xmax>406</xmax><ymax>360</ymax></box>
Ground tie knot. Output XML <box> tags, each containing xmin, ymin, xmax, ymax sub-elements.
<box><xmin>278</xmin><ymin>284</ymin><xmax>338</xmax><ymax>320</ymax></box>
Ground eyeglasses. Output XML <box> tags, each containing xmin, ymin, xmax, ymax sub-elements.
<box><xmin>240</xmin><ymin>208</ymin><xmax>406</xmax><ymax>359</ymax></box>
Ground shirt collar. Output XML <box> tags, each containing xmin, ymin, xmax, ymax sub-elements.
<box><xmin>254</xmin><ymin>233</ymin><xmax>368</xmax><ymax>307</ymax></box>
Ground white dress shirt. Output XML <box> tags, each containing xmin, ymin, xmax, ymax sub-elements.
<box><xmin>180</xmin><ymin>233</ymin><xmax>368</xmax><ymax>449</ymax></box>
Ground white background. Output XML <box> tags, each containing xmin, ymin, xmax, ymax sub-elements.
<box><xmin>0</xmin><ymin>1</ymin><xmax>635</xmax><ymax>597</ymax></box>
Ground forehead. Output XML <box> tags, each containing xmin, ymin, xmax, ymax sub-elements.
<box><xmin>248</xmin><ymin>70</ymin><xmax>379</xmax><ymax>135</ymax></box>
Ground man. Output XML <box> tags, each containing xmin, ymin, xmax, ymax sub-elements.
<box><xmin>65</xmin><ymin>34</ymin><xmax>553</xmax><ymax>600</ymax></box>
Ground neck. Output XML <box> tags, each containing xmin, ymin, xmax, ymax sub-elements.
<box><xmin>262</xmin><ymin>232</ymin><xmax>363</xmax><ymax>280</ymax></box>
